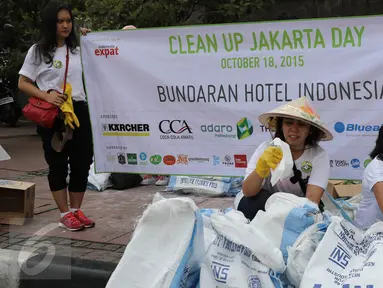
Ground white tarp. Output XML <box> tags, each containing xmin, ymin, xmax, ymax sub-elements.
<box><xmin>81</xmin><ymin>16</ymin><xmax>383</xmax><ymax>179</ymax></box>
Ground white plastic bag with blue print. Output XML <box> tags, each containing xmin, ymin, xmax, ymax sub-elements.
<box><xmin>300</xmin><ymin>216</ymin><xmax>383</xmax><ymax>288</ymax></box>
<box><xmin>285</xmin><ymin>218</ymin><xmax>331</xmax><ymax>287</ymax></box>
<box><xmin>166</xmin><ymin>175</ymin><xmax>232</xmax><ymax>196</ymax></box>
<box><xmin>250</xmin><ymin>193</ymin><xmax>323</xmax><ymax>265</ymax></box>
<box><xmin>200</xmin><ymin>208</ymin><xmax>235</xmax><ymax>253</ymax></box>
<box><xmin>199</xmin><ymin>210</ymin><xmax>286</xmax><ymax>288</ymax></box>
<box><xmin>106</xmin><ymin>196</ymin><xmax>205</xmax><ymax>288</ymax></box>
<box><xmin>321</xmin><ymin>189</ymin><xmax>362</xmax><ymax>222</ymax></box>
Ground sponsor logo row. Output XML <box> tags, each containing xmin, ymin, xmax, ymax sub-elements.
<box><xmin>101</xmin><ymin>120</ymin><xmax>383</xmax><ymax>139</ymax></box>
<box><xmin>330</xmin><ymin>158</ymin><xmax>371</xmax><ymax>169</ymax></box>
<box><xmin>106</xmin><ymin>152</ymin><xmax>248</xmax><ymax>168</ymax></box>
<box><xmin>101</xmin><ymin>117</ymin><xmax>271</xmax><ymax>140</ymax></box>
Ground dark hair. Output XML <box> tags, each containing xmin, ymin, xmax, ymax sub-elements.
<box><xmin>34</xmin><ymin>1</ymin><xmax>78</xmax><ymax>66</ymax></box>
<box><xmin>369</xmin><ymin>125</ymin><xmax>383</xmax><ymax>161</ymax></box>
<box><xmin>273</xmin><ymin>117</ymin><xmax>323</xmax><ymax>146</ymax></box>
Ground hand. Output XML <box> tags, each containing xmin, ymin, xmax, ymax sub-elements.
<box><xmin>46</xmin><ymin>90</ymin><xmax>67</xmax><ymax>106</ymax></box>
<box><xmin>80</xmin><ymin>27</ymin><xmax>91</xmax><ymax>36</ymax></box>
<box><xmin>255</xmin><ymin>146</ymin><xmax>283</xmax><ymax>178</ymax></box>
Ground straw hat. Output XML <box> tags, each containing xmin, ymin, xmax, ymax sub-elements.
<box><xmin>258</xmin><ymin>96</ymin><xmax>333</xmax><ymax>141</ymax></box>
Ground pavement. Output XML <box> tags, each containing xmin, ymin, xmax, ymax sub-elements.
<box><xmin>0</xmin><ymin>121</ymin><xmax>234</xmax><ymax>266</ymax></box>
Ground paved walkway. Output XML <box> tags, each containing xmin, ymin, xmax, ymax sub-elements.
<box><xmin>0</xmin><ymin>122</ymin><xmax>234</xmax><ymax>265</ymax></box>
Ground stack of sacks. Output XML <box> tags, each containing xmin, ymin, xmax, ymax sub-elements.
<box><xmin>165</xmin><ymin>175</ymin><xmax>244</xmax><ymax>197</ymax></box>
<box><xmin>199</xmin><ymin>192</ymin><xmax>327</xmax><ymax>287</ymax></box>
<box><xmin>106</xmin><ymin>193</ymin><xmax>205</xmax><ymax>288</ymax></box>
<box><xmin>107</xmin><ymin>192</ymin><xmax>354</xmax><ymax>288</ymax></box>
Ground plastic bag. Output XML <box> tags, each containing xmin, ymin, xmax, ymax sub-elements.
<box><xmin>300</xmin><ymin>216</ymin><xmax>383</xmax><ymax>287</ymax></box>
<box><xmin>199</xmin><ymin>210</ymin><xmax>285</xmax><ymax>288</ymax></box>
<box><xmin>0</xmin><ymin>145</ymin><xmax>10</xmax><ymax>161</ymax></box>
<box><xmin>285</xmin><ymin>220</ymin><xmax>330</xmax><ymax>286</ymax></box>
<box><xmin>270</xmin><ymin>138</ymin><xmax>294</xmax><ymax>186</ymax></box>
<box><xmin>106</xmin><ymin>196</ymin><xmax>205</xmax><ymax>288</ymax></box>
<box><xmin>166</xmin><ymin>175</ymin><xmax>232</xmax><ymax>196</ymax></box>
<box><xmin>250</xmin><ymin>193</ymin><xmax>322</xmax><ymax>264</ymax></box>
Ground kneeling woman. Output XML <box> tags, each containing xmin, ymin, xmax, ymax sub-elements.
<box><xmin>234</xmin><ymin>97</ymin><xmax>333</xmax><ymax>220</ymax></box>
<box><xmin>353</xmin><ymin>125</ymin><xmax>383</xmax><ymax>229</ymax></box>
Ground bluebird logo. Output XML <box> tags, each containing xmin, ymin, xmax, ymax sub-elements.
<box><xmin>351</xmin><ymin>158</ymin><xmax>360</xmax><ymax>169</ymax></box>
<box><xmin>334</xmin><ymin>121</ymin><xmax>382</xmax><ymax>134</ymax></box>
<box><xmin>140</xmin><ymin>152</ymin><xmax>147</xmax><ymax>161</ymax></box>
<box><xmin>213</xmin><ymin>155</ymin><xmax>220</xmax><ymax>166</ymax></box>
<box><xmin>334</xmin><ymin>122</ymin><xmax>345</xmax><ymax>133</ymax></box>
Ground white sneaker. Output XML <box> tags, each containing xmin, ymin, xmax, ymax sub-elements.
<box><xmin>155</xmin><ymin>176</ymin><xmax>169</xmax><ymax>186</ymax></box>
<box><xmin>141</xmin><ymin>175</ymin><xmax>156</xmax><ymax>185</ymax></box>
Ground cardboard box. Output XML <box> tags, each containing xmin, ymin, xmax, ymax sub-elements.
<box><xmin>327</xmin><ymin>180</ymin><xmax>362</xmax><ymax>199</ymax></box>
<box><xmin>0</xmin><ymin>179</ymin><xmax>35</xmax><ymax>225</ymax></box>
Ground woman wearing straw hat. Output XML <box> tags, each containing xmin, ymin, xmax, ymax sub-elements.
<box><xmin>234</xmin><ymin>96</ymin><xmax>333</xmax><ymax>220</ymax></box>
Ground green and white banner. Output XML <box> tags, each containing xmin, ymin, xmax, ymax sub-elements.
<box><xmin>81</xmin><ymin>15</ymin><xmax>383</xmax><ymax>179</ymax></box>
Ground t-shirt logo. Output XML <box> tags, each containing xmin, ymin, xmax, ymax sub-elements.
<box><xmin>301</xmin><ymin>161</ymin><xmax>312</xmax><ymax>173</ymax></box>
<box><xmin>53</xmin><ymin>60</ymin><xmax>63</xmax><ymax>69</ymax></box>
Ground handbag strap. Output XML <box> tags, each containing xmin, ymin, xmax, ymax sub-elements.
<box><xmin>62</xmin><ymin>45</ymin><xmax>69</xmax><ymax>95</ymax></box>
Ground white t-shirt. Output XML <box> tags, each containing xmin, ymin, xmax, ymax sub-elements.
<box><xmin>19</xmin><ymin>44</ymin><xmax>86</xmax><ymax>102</ymax></box>
<box><xmin>354</xmin><ymin>157</ymin><xmax>383</xmax><ymax>229</ymax></box>
<box><xmin>234</xmin><ymin>141</ymin><xmax>330</xmax><ymax>209</ymax></box>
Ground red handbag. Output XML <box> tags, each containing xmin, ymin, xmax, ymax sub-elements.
<box><xmin>22</xmin><ymin>46</ymin><xmax>69</xmax><ymax>128</ymax></box>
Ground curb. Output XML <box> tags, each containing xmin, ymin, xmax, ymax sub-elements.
<box><xmin>0</xmin><ymin>248</ymin><xmax>118</xmax><ymax>288</ymax></box>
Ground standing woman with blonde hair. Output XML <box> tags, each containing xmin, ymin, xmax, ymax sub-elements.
<box><xmin>18</xmin><ymin>1</ymin><xmax>94</xmax><ymax>231</ymax></box>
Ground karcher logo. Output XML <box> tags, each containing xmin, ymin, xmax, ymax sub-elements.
<box><xmin>102</xmin><ymin>123</ymin><xmax>150</xmax><ymax>136</ymax></box>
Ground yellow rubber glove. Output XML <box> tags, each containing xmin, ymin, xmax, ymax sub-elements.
<box><xmin>64</xmin><ymin>113</ymin><xmax>76</xmax><ymax>129</ymax></box>
<box><xmin>60</xmin><ymin>83</ymin><xmax>80</xmax><ymax>129</ymax></box>
<box><xmin>255</xmin><ymin>146</ymin><xmax>283</xmax><ymax>178</ymax></box>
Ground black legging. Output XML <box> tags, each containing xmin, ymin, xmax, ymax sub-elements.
<box><xmin>37</xmin><ymin>101</ymin><xmax>94</xmax><ymax>192</ymax></box>
<box><xmin>237</xmin><ymin>189</ymin><xmax>273</xmax><ymax>221</ymax></box>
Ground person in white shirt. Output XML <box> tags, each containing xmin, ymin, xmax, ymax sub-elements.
<box><xmin>354</xmin><ymin>126</ymin><xmax>383</xmax><ymax>229</ymax></box>
<box><xmin>18</xmin><ymin>1</ymin><xmax>94</xmax><ymax>231</ymax></box>
<box><xmin>234</xmin><ymin>97</ymin><xmax>333</xmax><ymax>220</ymax></box>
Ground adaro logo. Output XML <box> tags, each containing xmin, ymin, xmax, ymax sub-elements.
<box><xmin>234</xmin><ymin>154</ymin><xmax>247</xmax><ymax>168</ymax></box>
<box><xmin>236</xmin><ymin>117</ymin><xmax>254</xmax><ymax>140</ymax></box>
<box><xmin>102</xmin><ymin>123</ymin><xmax>150</xmax><ymax>136</ymax></box>
<box><xmin>163</xmin><ymin>155</ymin><xmax>176</xmax><ymax>165</ymax></box>
<box><xmin>94</xmin><ymin>45</ymin><xmax>119</xmax><ymax>58</ymax></box>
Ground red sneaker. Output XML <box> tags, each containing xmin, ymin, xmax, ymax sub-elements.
<box><xmin>59</xmin><ymin>212</ymin><xmax>85</xmax><ymax>231</ymax></box>
<box><xmin>74</xmin><ymin>210</ymin><xmax>95</xmax><ymax>228</ymax></box>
